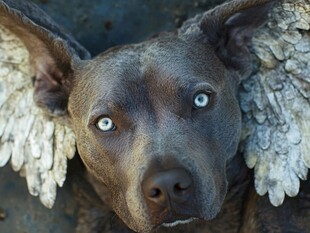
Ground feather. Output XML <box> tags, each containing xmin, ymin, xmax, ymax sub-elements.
<box><xmin>53</xmin><ymin>125</ymin><xmax>67</xmax><ymax>187</ymax></box>
<box><xmin>240</xmin><ymin>1</ymin><xmax>310</xmax><ymax>206</ymax></box>
<box><xmin>40</xmin><ymin>171</ymin><xmax>57</xmax><ymax>209</ymax></box>
<box><xmin>0</xmin><ymin>142</ymin><xmax>11</xmax><ymax>167</ymax></box>
<box><xmin>0</xmin><ymin>24</ymin><xmax>76</xmax><ymax>208</ymax></box>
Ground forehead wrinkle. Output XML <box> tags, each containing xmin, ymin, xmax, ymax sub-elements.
<box><xmin>84</xmin><ymin>48</ymin><xmax>143</xmax><ymax>106</ymax></box>
<box><xmin>142</xmin><ymin>36</ymin><xmax>227</xmax><ymax>85</ymax></box>
<box><xmin>88</xmin><ymin>95</ymin><xmax>125</xmax><ymax>117</ymax></box>
<box><xmin>138</xmin><ymin>70</ymin><xmax>184</xmax><ymax>134</ymax></box>
<box><xmin>143</xmin><ymin>63</ymin><xmax>193</xmax><ymax>106</ymax></box>
<box><xmin>87</xmin><ymin>72</ymin><xmax>156</xmax><ymax>127</ymax></box>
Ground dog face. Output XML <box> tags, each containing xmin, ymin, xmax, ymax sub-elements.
<box><xmin>0</xmin><ymin>0</ymin><xmax>273</xmax><ymax>232</ymax></box>
<box><xmin>69</xmin><ymin>37</ymin><xmax>242</xmax><ymax>231</ymax></box>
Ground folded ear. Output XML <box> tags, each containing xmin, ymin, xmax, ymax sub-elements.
<box><xmin>200</xmin><ymin>0</ymin><xmax>275</xmax><ymax>78</ymax></box>
<box><xmin>0</xmin><ymin>0</ymin><xmax>90</xmax><ymax>116</ymax></box>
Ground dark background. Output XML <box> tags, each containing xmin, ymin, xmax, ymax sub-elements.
<box><xmin>31</xmin><ymin>0</ymin><xmax>224</xmax><ymax>55</ymax></box>
<box><xmin>0</xmin><ymin>0</ymin><xmax>225</xmax><ymax>232</ymax></box>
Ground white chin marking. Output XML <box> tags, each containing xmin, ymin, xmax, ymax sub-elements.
<box><xmin>161</xmin><ymin>218</ymin><xmax>196</xmax><ymax>227</ymax></box>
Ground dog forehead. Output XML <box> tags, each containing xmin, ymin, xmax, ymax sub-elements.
<box><xmin>71</xmin><ymin>36</ymin><xmax>226</xmax><ymax>117</ymax></box>
<box><xmin>86</xmin><ymin>37</ymin><xmax>222</xmax><ymax>87</ymax></box>
<box><xmin>141</xmin><ymin>37</ymin><xmax>220</xmax><ymax>72</ymax></box>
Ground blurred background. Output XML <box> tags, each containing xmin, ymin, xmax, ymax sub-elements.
<box><xmin>31</xmin><ymin>0</ymin><xmax>225</xmax><ymax>55</ymax></box>
<box><xmin>0</xmin><ymin>0</ymin><xmax>225</xmax><ymax>232</ymax></box>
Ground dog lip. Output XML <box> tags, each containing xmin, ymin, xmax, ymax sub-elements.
<box><xmin>151</xmin><ymin>205</ymin><xmax>202</xmax><ymax>229</ymax></box>
<box><xmin>161</xmin><ymin>217</ymin><xmax>197</xmax><ymax>227</ymax></box>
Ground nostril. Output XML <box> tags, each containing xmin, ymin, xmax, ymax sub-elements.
<box><xmin>142</xmin><ymin>168</ymin><xmax>193</xmax><ymax>206</ymax></box>
<box><xmin>150</xmin><ymin>188</ymin><xmax>161</xmax><ymax>198</ymax></box>
<box><xmin>174</xmin><ymin>182</ymin><xmax>190</xmax><ymax>191</ymax></box>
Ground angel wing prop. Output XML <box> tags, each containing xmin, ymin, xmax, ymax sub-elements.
<box><xmin>0</xmin><ymin>0</ymin><xmax>310</xmax><ymax>209</ymax></box>
<box><xmin>0</xmin><ymin>24</ymin><xmax>75</xmax><ymax>208</ymax></box>
<box><xmin>0</xmin><ymin>0</ymin><xmax>90</xmax><ymax>208</ymax></box>
<box><xmin>240</xmin><ymin>0</ymin><xmax>310</xmax><ymax>206</ymax></box>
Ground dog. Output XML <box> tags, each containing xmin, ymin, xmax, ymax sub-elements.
<box><xmin>1</xmin><ymin>0</ymin><xmax>310</xmax><ymax>232</ymax></box>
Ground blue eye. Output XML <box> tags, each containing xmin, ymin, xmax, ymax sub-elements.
<box><xmin>193</xmin><ymin>93</ymin><xmax>210</xmax><ymax>109</ymax></box>
<box><xmin>96</xmin><ymin>117</ymin><xmax>116</xmax><ymax>132</ymax></box>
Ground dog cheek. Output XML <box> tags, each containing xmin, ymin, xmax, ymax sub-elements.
<box><xmin>106</xmin><ymin>134</ymin><xmax>154</xmax><ymax>232</ymax></box>
<box><xmin>225</xmin><ymin>125</ymin><xmax>241</xmax><ymax>159</ymax></box>
<box><xmin>79</xmin><ymin>146</ymin><xmax>152</xmax><ymax>232</ymax></box>
<box><xmin>74</xmin><ymin>130</ymin><xmax>114</xmax><ymax>185</ymax></box>
<box><xmin>214</xmin><ymin>87</ymin><xmax>242</xmax><ymax>160</ymax></box>
<box><xmin>112</xmin><ymin>169</ymin><xmax>153</xmax><ymax>232</ymax></box>
<box><xmin>192</xmin><ymin>156</ymin><xmax>228</xmax><ymax>219</ymax></box>
<box><xmin>210</xmin><ymin>167</ymin><xmax>228</xmax><ymax>216</ymax></box>
<box><xmin>124</xmin><ymin>165</ymin><xmax>153</xmax><ymax>230</ymax></box>
<box><xmin>121</xmin><ymin>187</ymin><xmax>153</xmax><ymax>232</ymax></box>
<box><xmin>174</xmin><ymin>144</ymin><xmax>226</xmax><ymax>219</ymax></box>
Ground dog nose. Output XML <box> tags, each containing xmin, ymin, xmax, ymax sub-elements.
<box><xmin>142</xmin><ymin>168</ymin><xmax>193</xmax><ymax>206</ymax></box>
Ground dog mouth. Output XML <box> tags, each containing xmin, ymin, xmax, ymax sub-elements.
<box><xmin>161</xmin><ymin>217</ymin><xmax>197</xmax><ymax>227</ymax></box>
<box><xmin>153</xmin><ymin>210</ymin><xmax>201</xmax><ymax>229</ymax></box>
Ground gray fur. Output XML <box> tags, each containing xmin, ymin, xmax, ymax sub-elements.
<box><xmin>0</xmin><ymin>0</ymin><xmax>275</xmax><ymax>232</ymax></box>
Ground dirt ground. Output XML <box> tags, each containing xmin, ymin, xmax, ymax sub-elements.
<box><xmin>0</xmin><ymin>0</ymin><xmax>224</xmax><ymax>232</ymax></box>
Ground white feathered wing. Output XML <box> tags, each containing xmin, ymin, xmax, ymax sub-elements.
<box><xmin>0</xmin><ymin>24</ymin><xmax>76</xmax><ymax>208</ymax></box>
<box><xmin>240</xmin><ymin>0</ymin><xmax>310</xmax><ymax>206</ymax></box>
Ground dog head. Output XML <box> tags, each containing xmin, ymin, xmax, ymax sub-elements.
<box><xmin>0</xmin><ymin>0</ymin><xmax>273</xmax><ymax>232</ymax></box>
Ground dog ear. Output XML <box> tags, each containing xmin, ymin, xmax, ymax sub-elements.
<box><xmin>0</xmin><ymin>0</ymin><xmax>88</xmax><ymax>208</ymax></box>
<box><xmin>0</xmin><ymin>0</ymin><xmax>90</xmax><ymax>116</ymax></box>
<box><xmin>200</xmin><ymin>0</ymin><xmax>275</xmax><ymax>78</ymax></box>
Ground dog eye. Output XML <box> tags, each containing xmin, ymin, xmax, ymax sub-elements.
<box><xmin>96</xmin><ymin>117</ymin><xmax>116</xmax><ymax>132</ymax></box>
<box><xmin>193</xmin><ymin>92</ymin><xmax>210</xmax><ymax>109</ymax></box>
